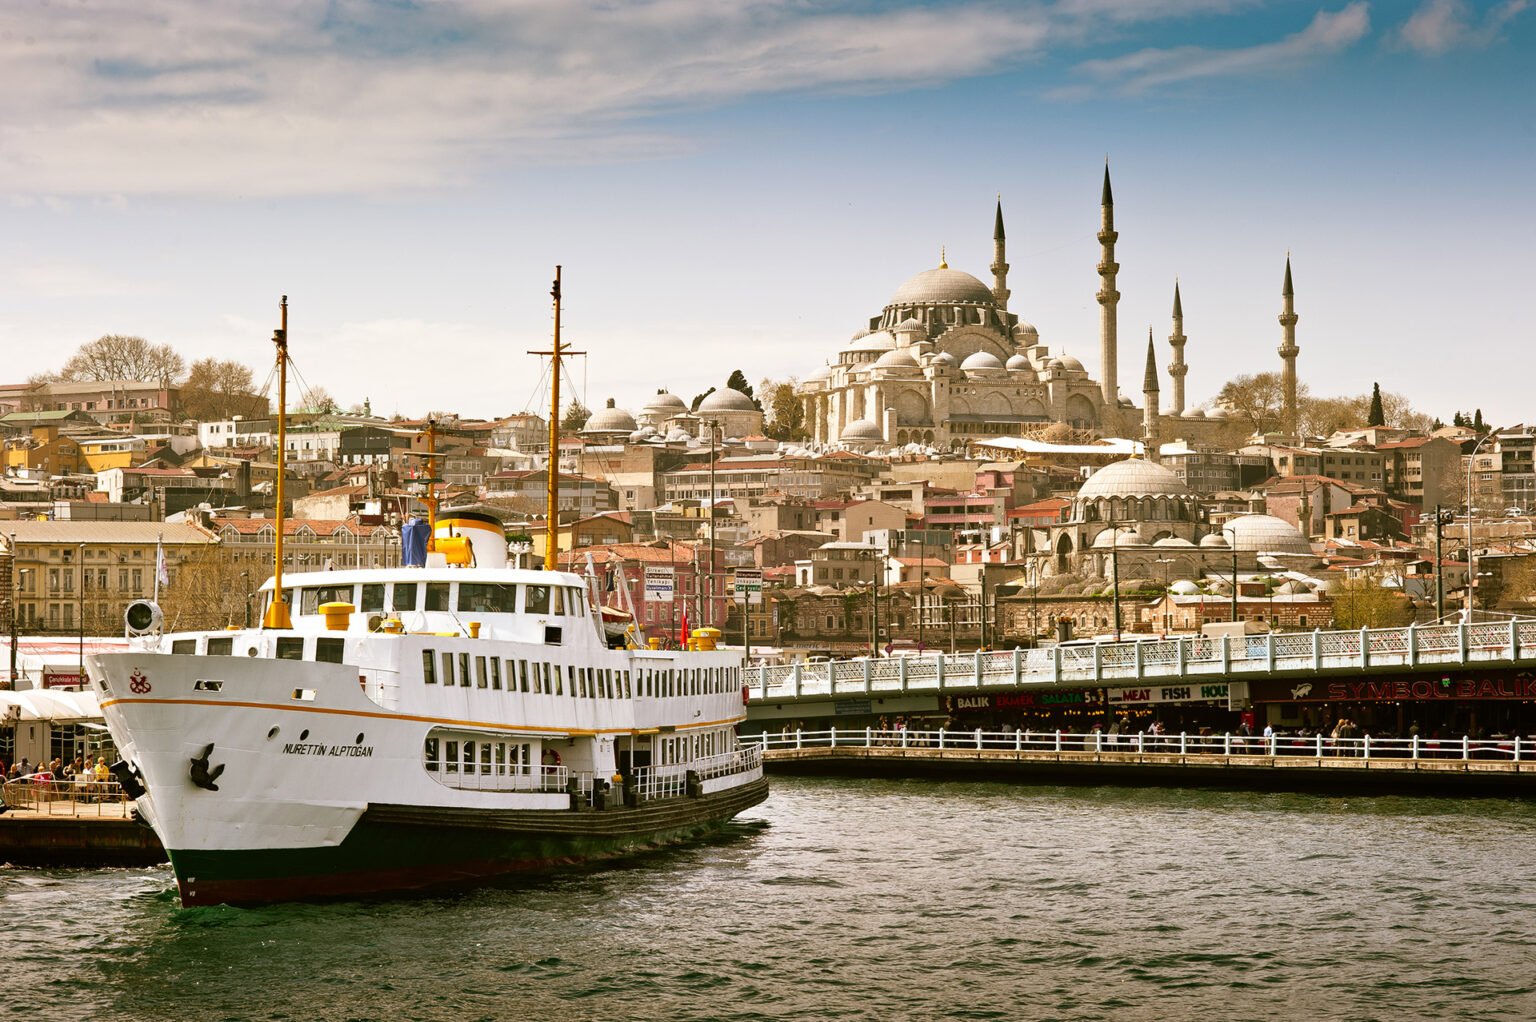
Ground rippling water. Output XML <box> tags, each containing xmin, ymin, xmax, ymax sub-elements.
<box><xmin>5</xmin><ymin>777</ymin><xmax>1536</xmax><ymax>1021</ymax></box>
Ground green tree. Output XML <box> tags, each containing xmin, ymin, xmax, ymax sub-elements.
<box><xmin>689</xmin><ymin>387</ymin><xmax>716</xmax><ymax>412</ymax></box>
<box><xmin>760</xmin><ymin>377</ymin><xmax>807</xmax><ymax>441</ymax></box>
<box><xmin>560</xmin><ymin>399</ymin><xmax>590</xmax><ymax>432</ymax></box>
<box><xmin>1331</xmin><ymin>570</ymin><xmax>1413</xmax><ymax>629</ymax></box>
<box><xmin>1367</xmin><ymin>383</ymin><xmax>1385</xmax><ymax>426</ymax></box>
<box><xmin>726</xmin><ymin>369</ymin><xmax>762</xmax><ymax>409</ymax></box>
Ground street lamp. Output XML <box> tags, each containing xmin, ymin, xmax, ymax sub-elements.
<box><xmin>1466</xmin><ymin>428</ymin><xmax>1498</xmax><ymax>621</ymax></box>
<box><xmin>1155</xmin><ymin>557</ymin><xmax>1174</xmax><ymax>633</ymax></box>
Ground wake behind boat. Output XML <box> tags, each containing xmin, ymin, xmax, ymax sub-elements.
<box><xmin>86</xmin><ymin>276</ymin><xmax>766</xmax><ymax>907</ymax></box>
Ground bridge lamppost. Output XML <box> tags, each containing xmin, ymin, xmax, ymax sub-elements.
<box><xmin>1466</xmin><ymin>428</ymin><xmax>1498</xmax><ymax>621</ymax></box>
<box><xmin>1155</xmin><ymin>557</ymin><xmax>1174</xmax><ymax>633</ymax></box>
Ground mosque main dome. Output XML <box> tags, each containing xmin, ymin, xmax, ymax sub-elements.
<box><xmin>888</xmin><ymin>267</ymin><xmax>996</xmax><ymax>307</ymax></box>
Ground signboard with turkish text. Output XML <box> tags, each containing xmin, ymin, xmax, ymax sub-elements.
<box><xmin>1106</xmin><ymin>682</ymin><xmax>1230</xmax><ymax>706</ymax></box>
<box><xmin>643</xmin><ymin>566</ymin><xmax>675</xmax><ymax>603</ymax></box>
<box><xmin>732</xmin><ymin>568</ymin><xmax>763</xmax><ymax>605</ymax></box>
<box><xmin>946</xmin><ymin>690</ymin><xmax>1103</xmax><ymax>713</ymax></box>
<box><xmin>1249</xmin><ymin>671</ymin><xmax>1536</xmax><ymax>703</ymax></box>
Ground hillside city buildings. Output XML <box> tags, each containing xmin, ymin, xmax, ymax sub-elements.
<box><xmin>2</xmin><ymin>172</ymin><xmax>1533</xmax><ymax>695</ymax></box>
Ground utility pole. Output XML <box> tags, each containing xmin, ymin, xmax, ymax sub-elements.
<box><xmin>1434</xmin><ymin>503</ymin><xmax>1445</xmax><ymax>621</ymax></box>
<box><xmin>707</xmin><ymin>418</ymin><xmax>717</xmax><ymax>628</ymax></box>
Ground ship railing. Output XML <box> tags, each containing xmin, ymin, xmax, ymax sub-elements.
<box><xmin>358</xmin><ymin>665</ymin><xmax>402</xmax><ymax>711</ymax></box>
<box><xmin>630</xmin><ymin>747</ymin><xmax>763</xmax><ymax>802</ymax></box>
<box><xmin>750</xmin><ymin>727</ymin><xmax>1534</xmax><ymax>763</ymax></box>
<box><xmin>746</xmin><ymin>619</ymin><xmax>1536</xmax><ymax>699</ymax></box>
<box><xmin>1</xmin><ymin>777</ymin><xmax>133</xmax><ymax>817</ymax></box>
<box><xmin>438</xmin><ymin>764</ymin><xmax>571</xmax><ymax>794</ymax></box>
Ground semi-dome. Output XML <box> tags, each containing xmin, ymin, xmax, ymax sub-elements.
<box><xmin>1005</xmin><ymin>353</ymin><xmax>1031</xmax><ymax>371</ymax></box>
<box><xmin>1169</xmin><ymin>579</ymin><xmax>1202</xmax><ymax>595</ymax></box>
<box><xmin>583</xmin><ymin>398</ymin><xmax>637</xmax><ymax>434</ymax></box>
<box><xmin>1223</xmin><ymin>514</ymin><xmax>1313</xmax><ymax>556</ymax></box>
<box><xmin>698</xmin><ymin>387</ymin><xmax>757</xmax><ymax>412</ymax></box>
<box><xmin>1183</xmin><ymin>408</ymin><xmax>1206</xmax><ymax>418</ymax></box>
<box><xmin>805</xmin><ymin>364</ymin><xmax>832</xmax><ymax>383</ymax></box>
<box><xmin>960</xmin><ymin>351</ymin><xmax>1004</xmax><ymax>371</ymax></box>
<box><xmin>1015</xmin><ymin>320</ymin><xmax>1040</xmax><ymax>339</ymax></box>
<box><xmin>893</xmin><ymin>317</ymin><xmax>925</xmax><ymax>334</ymax></box>
<box><xmin>1199</xmin><ymin>532</ymin><xmax>1231</xmax><ymax>548</ymax></box>
<box><xmin>1153</xmin><ymin>536</ymin><xmax>1196</xmax><ymax>548</ymax></box>
<box><xmin>1077</xmin><ymin>459</ymin><xmax>1192</xmax><ymax>501</ymax></box>
<box><xmin>931</xmin><ymin>351</ymin><xmax>958</xmax><ymax>367</ymax></box>
<box><xmin>874</xmin><ymin>347</ymin><xmax>921</xmax><ymax>370</ymax></box>
<box><xmin>664</xmin><ymin>427</ymin><xmax>693</xmax><ymax>442</ymax></box>
<box><xmin>1055</xmin><ymin>354</ymin><xmax>1086</xmax><ymax>372</ymax></box>
<box><xmin>840</xmin><ymin>419</ymin><xmax>883</xmax><ymax>442</ymax></box>
<box><xmin>1091</xmin><ymin>526</ymin><xmax>1140</xmax><ymax>549</ymax></box>
<box><xmin>847</xmin><ymin>331</ymin><xmax>897</xmax><ymax>353</ymax></box>
<box><xmin>889</xmin><ymin>267</ymin><xmax>996</xmax><ymax>307</ymax></box>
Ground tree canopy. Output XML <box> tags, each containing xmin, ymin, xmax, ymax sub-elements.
<box><xmin>760</xmin><ymin>377</ymin><xmax>807</xmax><ymax>441</ymax></box>
<box><xmin>179</xmin><ymin>358</ymin><xmax>266</xmax><ymax>422</ymax></box>
<box><xmin>57</xmin><ymin>334</ymin><xmax>185</xmax><ymax>383</ymax></box>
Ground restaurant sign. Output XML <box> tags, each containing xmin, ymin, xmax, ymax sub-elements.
<box><xmin>1106</xmin><ymin>683</ymin><xmax>1229</xmax><ymax>706</ymax></box>
<box><xmin>1250</xmin><ymin>673</ymin><xmax>1536</xmax><ymax>703</ymax></box>
<box><xmin>947</xmin><ymin>690</ymin><xmax>1103</xmax><ymax>712</ymax></box>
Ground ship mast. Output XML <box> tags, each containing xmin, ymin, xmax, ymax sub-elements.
<box><xmin>530</xmin><ymin>266</ymin><xmax>581</xmax><ymax>571</ymax></box>
<box><xmin>263</xmin><ymin>296</ymin><xmax>292</xmax><ymax>629</ymax></box>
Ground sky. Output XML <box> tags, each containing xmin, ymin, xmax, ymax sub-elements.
<box><xmin>0</xmin><ymin>0</ymin><xmax>1532</xmax><ymax>428</ymax></box>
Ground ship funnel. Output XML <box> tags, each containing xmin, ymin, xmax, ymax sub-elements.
<box><xmin>434</xmin><ymin>510</ymin><xmax>508</xmax><ymax>569</ymax></box>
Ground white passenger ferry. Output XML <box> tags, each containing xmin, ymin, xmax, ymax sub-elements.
<box><xmin>86</xmin><ymin>282</ymin><xmax>766</xmax><ymax>907</ymax></box>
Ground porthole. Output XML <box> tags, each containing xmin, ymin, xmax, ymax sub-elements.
<box><xmin>299</xmin><ymin>729</ymin><xmax>310</xmax><ymax>741</ymax></box>
<box><xmin>355</xmin><ymin>733</ymin><xmax>365</xmax><ymax>745</ymax></box>
<box><xmin>267</xmin><ymin>726</ymin><xmax>280</xmax><ymax>741</ymax></box>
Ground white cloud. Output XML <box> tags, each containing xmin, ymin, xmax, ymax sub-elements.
<box><xmin>1399</xmin><ymin>0</ymin><xmax>1529</xmax><ymax>54</ymax></box>
<box><xmin>1061</xmin><ymin>2</ymin><xmax>1372</xmax><ymax>95</ymax></box>
<box><xmin>0</xmin><ymin>1</ymin><xmax>1055</xmax><ymax>199</ymax></box>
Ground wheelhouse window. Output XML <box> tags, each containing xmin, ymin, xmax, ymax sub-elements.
<box><xmin>276</xmin><ymin>637</ymin><xmax>305</xmax><ymax>660</ymax></box>
<box><xmin>425</xmin><ymin>583</ymin><xmax>451</xmax><ymax>612</ymax></box>
<box><xmin>458</xmin><ymin>583</ymin><xmax>518</xmax><ymax>614</ymax></box>
<box><xmin>525</xmin><ymin>585</ymin><xmax>551</xmax><ymax>614</ymax></box>
<box><xmin>315</xmin><ymin>638</ymin><xmax>345</xmax><ymax>664</ymax></box>
<box><xmin>391</xmin><ymin>583</ymin><xmax>418</xmax><ymax>613</ymax></box>
<box><xmin>360</xmin><ymin>584</ymin><xmax>385</xmax><ymax>613</ymax></box>
<box><xmin>207</xmin><ymin>637</ymin><xmax>233</xmax><ymax>656</ymax></box>
<box><xmin>301</xmin><ymin>585</ymin><xmax>354</xmax><ymax>616</ymax></box>
<box><xmin>171</xmin><ymin>639</ymin><xmax>196</xmax><ymax>655</ymax></box>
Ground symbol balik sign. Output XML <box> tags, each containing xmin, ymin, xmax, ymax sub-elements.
<box><xmin>128</xmin><ymin>670</ymin><xmax>152</xmax><ymax>694</ymax></box>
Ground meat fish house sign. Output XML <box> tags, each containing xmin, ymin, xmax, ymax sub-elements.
<box><xmin>1106</xmin><ymin>683</ymin><xmax>1230</xmax><ymax>707</ymax></box>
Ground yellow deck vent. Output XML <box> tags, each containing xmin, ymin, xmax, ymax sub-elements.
<box><xmin>319</xmin><ymin>601</ymin><xmax>355</xmax><ymax>632</ymax></box>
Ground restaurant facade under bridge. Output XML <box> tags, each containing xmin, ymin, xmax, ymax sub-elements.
<box><xmin>1241</xmin><ymin>667</ymin><xmax>1536</xmax><ymax>741</ymax></box>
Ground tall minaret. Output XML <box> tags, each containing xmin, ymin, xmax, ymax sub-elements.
<box><xmin>1142</xmin><ymin>328</ymin><xmax>1161</xmax><ymax>464</ymax></box>
<box><xmin>1167</xmin><ymin>281</ymin><xmax>1188</xmax><ymax>416</ymax></box>
<box><xmin>1097</xmin><ymin>163</ymin><xmax>1120</xmax><ymax>417</ymax></box>
<box><xmin>1278</xmin><ymin>255</ymin><xmax>1300</xmax><ymax>438</ymax></box>
<box><xmin>990</xmin><ymin>196</ymin><xmax>1010</xmax><ymax>311</ymax></box>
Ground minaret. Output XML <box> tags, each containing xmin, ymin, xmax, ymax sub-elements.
<box><xmin>1278</xmin><ymin>256</ymin><xmax>1300</xmax><ymax>438</ymax></box>
<box><xmin>1167</xmin><ymin>281</ymin><xmax>1188</xmax><ymax>416</ymax></box>
<box><xmin>1142</xmin><ymin>328</ymin><xmax>1161</xmax><ymax>465</ymax></box>
<box><xmin>1097</xmin><ymin>163</ymin><xmax>1120</xmax><ymax>417</ymax></box>
<box><xmin>990</xmin><ymin>196</ymin><xmax>1010</xmax><ymax>311</ymax></box>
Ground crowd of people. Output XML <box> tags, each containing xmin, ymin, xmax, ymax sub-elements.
<box><xmin>2</xmin><ymin>754</ymin><xmax>114</xmax><ymax>799</ymax></box>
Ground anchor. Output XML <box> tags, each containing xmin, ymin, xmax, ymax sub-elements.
<box><xmin>189</xmin><ymin>743</ymin><xmax>226</xmax><ymax>792</ymax></box>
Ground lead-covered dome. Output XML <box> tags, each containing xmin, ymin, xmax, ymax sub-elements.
<box><xmin>960</xmin><ymin>351</ymin><xmax>1005</xmax><ymax>372</ymax></box>
<box><xmin>1223</xmin><ymin>514</ymin><xmax>1313</xmax><ymax>556</ymax></box>
<box><xmin>698</xmin><ymin>387</ymin><xmax>757</xmax><ymax>412</ymax></box>
<box><xmin>889</xmin><ymin>267</ymin><xmax>996</xmax><ymax>307</ymax></box>
<box><xmin>840</xmin><ymin>419</ymin><xmax>883</xmax><ymax>443</ymax></box>
<box><xmin>1077</xmin><ymin>459</ymin><xmax>1192</xmax><ymax>501</ymax></box>
<box><xmin>583</xmin><ymin>398</ymin><xmax>637</xmax><ymax>434</ymax></box>
<box><xmin>874</xmin><ymin>347</ymin><xmax>921</xmax><ymax>370</ymax></box>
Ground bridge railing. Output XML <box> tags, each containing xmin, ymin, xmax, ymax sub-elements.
<box><xmin>748</xmin><ymin>620</ymin><xmax>1536</xmax><ymax>700</ymax></box>
<box><xmin>750</xmin><ymin>727</ymin><xmax>1532</xmax><ymax>763</ymax></box>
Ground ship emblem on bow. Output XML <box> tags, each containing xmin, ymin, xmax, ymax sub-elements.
<box><xmin>128</xmin><ymin>670</ymin><xmax>152</xmax><ymax>694</ymax></box>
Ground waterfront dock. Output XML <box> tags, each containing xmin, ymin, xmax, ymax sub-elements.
<box><xmin>757</xmin><ymin>729</ymin><xmax>1536</xmax><ymax>794</ymax></box>
<box><xmin>0</xmin><ymin>783</ymin><xmax>165</xmax><ymax>867</ymax></box>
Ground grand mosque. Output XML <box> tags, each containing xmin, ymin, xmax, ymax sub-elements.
<box><xmin>794</xmin><ymin>167</ymin><xmax>1304</xmax><ymax>453</ymax></box>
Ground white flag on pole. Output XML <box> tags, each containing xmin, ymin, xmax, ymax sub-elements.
<box><xmin>156</xmin><ymin>537</ymin><xmax>169</xmax><ymax>587</ymax></box>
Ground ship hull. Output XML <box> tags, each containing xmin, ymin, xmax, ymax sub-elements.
<box><xmin>169</xmin><ymin>777</ymin><xmax>769</xmax><ymax>906</ymax></box>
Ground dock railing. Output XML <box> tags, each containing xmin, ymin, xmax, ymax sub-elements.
<box><xmin>747</xmin><ymin>620</ymin><xmax>1536</xmax><ymax>700</ymax></box>
<box><xmin>1</xmin><ymin>777</ymin><xmax>133</xmax><ymax>817</ymax></box>
<box><xmin>751</xmin><ymin>727</ymin><xmax>1532</xmax><ymax>763</ymax></box>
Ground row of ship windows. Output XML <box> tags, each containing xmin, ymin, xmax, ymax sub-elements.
<box><xmin>420</xmin><ymin>649</ymin><xmax>740</xmax><ymax>699</ymax></box>
<box><xmin>424</xmin><ymin>737</ymin><xmax>533</xmax><ymax>775</ymax></box>
<box><xmin>274</xmin><ymin>581</ymin><xmax>589</xmax><ymax>618</ymax></box>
